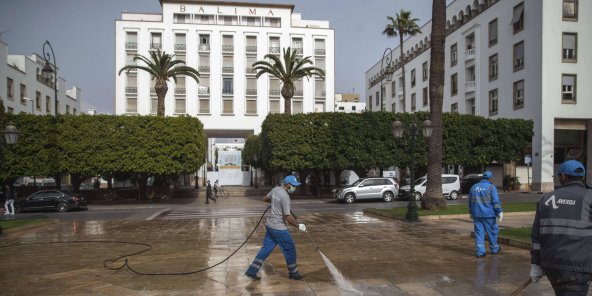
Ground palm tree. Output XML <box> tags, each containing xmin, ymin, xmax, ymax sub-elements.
<box><xmin>118</xmin><ymin>49</ymin><xmax>199</xmax><ymax>116</ymax></box>
<box><xmin>253</xmin><ymin>47</ymin><xmax>325</xmax><ymax>115</ymax></box>
<box><xmin>424</xmin><ymin>0</ymin><xmax>447</xmax><ymax>210</ymax></box>
<box><xmin>382</xmin><ymin>10</ymin><xmax>421</xmax><ymax>113</ymax></box>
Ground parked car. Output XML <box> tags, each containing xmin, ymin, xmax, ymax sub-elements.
<box><xmin>461</xmin><ymin>174</ymin><xmax>483</xmax><ymax>194</ymax></box>
<box><xmin>333</xmin><ymin>177</ymin><xmax>399</xmax><ymax>204</ymax></box>
<box><xmin>399</xmin><ymin>174</ymin><xmax>461</xmax><ymax>200</ymax></box>
<box><xmin>14</xmin><ymin>190</ymin><xmax>88</xmax><ymax>213</ymax></box>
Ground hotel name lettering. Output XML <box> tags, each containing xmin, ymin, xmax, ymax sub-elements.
<box><xmin>179</xmin><ymin>5</ymin><xmax>275</xmax><ymax>16</ymax></box>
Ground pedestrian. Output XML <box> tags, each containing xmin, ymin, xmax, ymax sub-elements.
<box><xmin>245</xmin><ymin>175</ymin><xmax>307</xmax><ymax>281</ymax></box>
<box><xmin>4</xmin><ymin>186</ymin><xmax>15</xmax><ymax>215</ymax></box>
<box><xmin>468</xmin><ymin>171</ymin><xmax>503</xmax><ymax>257</ymax></box>
<box><xmin>530</xmin><ymin>160</ymin><xmax>592</xmax><ymax>295</ymax></box>
<box><xmin>205</xmin><ymin>180</ymin><xmax>216</xmax><ymax>204</ymax></box>
<box><xmin>213</xmin><ymin>180</ymin><xmax>220</xmax><ymax>197</ymax></box>
<box><xmin>502</xmin><ymin>175</ymin><xmax>511</xmax><ymax>192</ymax></box>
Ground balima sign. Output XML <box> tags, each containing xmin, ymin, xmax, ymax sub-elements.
<box><xmin>179</xmin><ymin>5</ymin><xmax>276</xmax><ymax>16</ymax></box>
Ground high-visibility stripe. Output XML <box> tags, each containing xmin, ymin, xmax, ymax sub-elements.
<box><xmin>532</xmin><ymin>243</ymin><xmax>541</xmax><ymax>250</ymax></box>
<box><xmin>540</xmin><ymin>218</ymin><xmax>591</xmax><ymax>228</ymax></box>
<box><xmin>540</xmin><ymin>226</ymin><xmax>592</xmax><ymax>236</ymax></box>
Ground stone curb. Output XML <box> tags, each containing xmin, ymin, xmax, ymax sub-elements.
<box><xmin>471</xmin><ymin>232</ymin><xmax>532</xmax><ymax>250</ymax></box>
<box><xmin>2</xmin><ymin>219</ymin><xmax>58</xmax><ymax>235</ymax></box>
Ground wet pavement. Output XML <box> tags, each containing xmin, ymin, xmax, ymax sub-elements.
<box><xmin>0</xmin><ymin>210</ymin><xmax>571</xmax><ymax>295</ymax></box>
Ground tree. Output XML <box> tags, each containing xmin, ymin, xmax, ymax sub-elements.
<box><xmin>118</xmin><ymin>50</ymin><xmax>199</xmax><ymax>116</ymax></box>
<box><xmin>253</xmin><ymin>47</ymin><xmax>325</xmax><ymax>115</ymax></box>
<box><xmin>382</xmin><ymin>10</ymin><xmax>421</xmax><ymax>113</ymax></box>
<box><xmin>423</xmin><ymin>0</ymin><xmax>447</xmax><ymax>210</ymax></box>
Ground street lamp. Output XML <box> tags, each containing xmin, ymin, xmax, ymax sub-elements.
<box><xmin>41</xmin><ymin>40</ymin><xmax>57</xmax><ymax>116</ymax></box>
<box><xmin>253</xmin><ymin>154</ymin><xmax>259</xmax><ymax>189</ymax></box>
<box><xmin>391</xmin><ymin>119</ymin><xmax>433</xmax><ymax>222</ymax></box>
<box><xmin>3</xmin><ymin>123</ymin><xmax>19</xmax><ymax>145</ymax></box>
<box><xmin>380</xmin><ymin>47</ymin><xmax>395</xmax><ymax>112</ymax></box>
<box><xmin>24</xmin><ymin>97</ymin><xmax>34</xmax><ymax>114</ymax></box>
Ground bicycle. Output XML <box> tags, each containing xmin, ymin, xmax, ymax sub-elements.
<box><xmin>215</xmin><ymin>186</ymin><xmax>230</xmax><ymax>199</ymax></box>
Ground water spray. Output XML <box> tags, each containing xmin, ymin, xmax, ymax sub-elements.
<box><xmin>305</xmin><ymin>229</ymin><xmax>319</xmax><ymax>250</ymax></box>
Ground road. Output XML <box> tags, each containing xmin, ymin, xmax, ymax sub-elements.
<box><xmin>6</xmin><ymin>192</ymin><xmax>544</xmax><ymax>222</ymax></box>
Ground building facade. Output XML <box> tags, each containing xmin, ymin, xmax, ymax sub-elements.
<box><xmin>334</xmin><ymin>93</ymin><xmax>365</xmax><ymax>113</ymax></box>
<box><xmin>115</xmin><ymin>0</ymin><xmax>335</xmax><ymax>138</ymax></box>
<box><xmin>366</xmin><ymin>0</ymin><xmax>591</xmax><ymax>191</ymax></box>
<box><xmin>1</xmin><ymin>41</ymin><xmax>81</xmax><ymax>115</ymax></box>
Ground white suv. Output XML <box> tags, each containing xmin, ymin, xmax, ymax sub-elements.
<box><xmin>333</xmin><ymin>177</ymin><xmax>399</xmax><ymax>204</ymax></box>
<box><xmin>399</xmin><ymin>174</ymin><xmax>461</xmax><ymax>200</ymax></box>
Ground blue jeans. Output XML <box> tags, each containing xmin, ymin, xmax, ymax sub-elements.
<box><xmin>473</xmin><ymin>217</ymin><xmax>499</xmax><ymax>256</ymax></box>
<box><xmin>246</xmin><ymin>226</ymin><xmax>298</xmax><ymax>276</ymax></box>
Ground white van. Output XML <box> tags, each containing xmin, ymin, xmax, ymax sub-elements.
<box><xmin>399</xmin><ymin>174</ymin><xmax>461</xmax><ymax>200</ymax></box>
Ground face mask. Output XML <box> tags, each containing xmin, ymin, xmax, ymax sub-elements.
<box><xmin>287</xmin><ymin>185</ymin><xmax>296</xmax><ymax>194</ymax></box>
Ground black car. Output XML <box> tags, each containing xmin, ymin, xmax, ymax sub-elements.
<box><xmin>461</xmin><ymin>174</ymin><xmax>483</xmax><ymax>194</ymax></box>
<box><xmin>15</xmin><ymin>190</ymin><xmax>88</xmax><ymax>213</ymax></box>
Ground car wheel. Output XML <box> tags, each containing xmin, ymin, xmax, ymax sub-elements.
<box><xmin>382</xmin><ymin>191</ymin><xmax>394</xmax><ymax>202</ymax></box>
<box><xmin>449</xmin><ymin>190</ymin><xmax>459</xmax><ymax>200</ymax></box>
<box><xmin>413</xmin><ymin>192</ymin><xmax>422</xmax><ymax>201</ymax></box>
<box><xmin>14</xmin><ymin>205</ymin><xmax>22</xmax><ymax>214</ymax></box>
<box><xmin>57</xmin><ymin>202</ymin><xmax>69</xmax><ymax>213</ymax></box>
<box><xmin>344</xmin><ymin>193</ymin><xmax>355</xmax><ymax>204</ymax></box>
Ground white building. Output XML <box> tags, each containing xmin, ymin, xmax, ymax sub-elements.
<box><xmin>115</xmin><ymin>0</ymin><xmax>335</xmax><ymax>139</ymax></box>
<box><xmin>334</xmin><ymin>93</ymin><xmax>365</xmax><ymax>113</ymax></box>
<box><xmin>366</xmin><ymin>0</ymin><xmax>591</xmax><ymax>192</ymax></box>
<box><xmin>1</xmin><ymin>41</ymin><xmax>82</xmax><ymax>115</ymax></box>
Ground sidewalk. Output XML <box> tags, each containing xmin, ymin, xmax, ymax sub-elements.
<box><xmin>0</xmin><ymin>210</ymin><xmax>558</xmax><ymax>295</ymax></box>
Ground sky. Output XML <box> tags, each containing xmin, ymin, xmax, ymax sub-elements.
<box><xmin>0</xmin><ymin>0</ymin><xmax>435</xmax><ymax>114</ymax></box>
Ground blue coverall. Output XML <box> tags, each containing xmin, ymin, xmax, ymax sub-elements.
<box><xmin>469</xmin><ymin>179</ymin><xmax>503</xmax><ymax>256</ymax></box>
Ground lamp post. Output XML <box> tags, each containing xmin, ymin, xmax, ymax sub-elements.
<box><xmin>253</xmin><ymin>154</ymin><xmax>258</xmax><ymax>189</ymax></box>
<box><xmin>380</xmin><ymin>48</ymin><xmax>395</xmax><ymax>112</ymax></box>
<box><xmin>3</xmin><ymin>123</ymin><xmax>19</xmax><ymax>145</ymax></box>
<box><xmin>41</xmin><ymin>40</ymin><xmax>57</xmax><ymax>116</ymax></box>
<box><xmin>391</xmin><ymin>119</ymin><xmax>433</xmax><ymax>222</ymax></box>
<box><xmin>24</xmin><ymin>97</ymin><xmax>34</xmax><ymax>114</ymax></box>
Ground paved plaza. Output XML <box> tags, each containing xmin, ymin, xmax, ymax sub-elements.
<box><xmin>0</xmin><ymin>204</ymin><xmax>576</xmax><ymax>295</ymax></box>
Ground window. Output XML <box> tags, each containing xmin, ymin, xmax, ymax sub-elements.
<box><xmin>173</xmin><ymin>13</ymin><xmax>189</xmax><ymax>24</ymax></box>
<box><xmin>451</xmin><ymin>103</ymin><xmax>458</xmax><ymax>113</ymax></box>
<box><xmin>422</xmin><ymin>62</ymin><xmax>428</xmax><ymax>81</ymax></box>
<box><xmin>125</xmin><ymin>32</ymin><xmax>138</xmax><ymax>50</ymax></box>
<box><xmin>222</xmin><ymin>77</ymin><xmax>233</xmax><ymax>95</ymax></box>
<box><xmin>175</xmin><ymin>76</ymin><xmax>186</xmax><ymax>94</ymax></box>
<box><xmin>316</xmin><ymin>79</ymin><xmax>326</xmax><ymax>98</ymax></box>
<box><xmin>450</xmin><ymin>43</ymin><xmax>458</xmax><ymax>67</ymax></box>
<box><xmin>199</xmin><ymin>34</ymin><xmax>210</xmax><ymax>51</ymax></box>
<box><xmin>270</xmin><ymin>98</ymin><xmax>280</xmax><ymax>113</ymax></box>
<box><xmin>246</xmin><ymin>97</ymin><xmax>257</xmax><ymax>114</ymax></box>
<box><xmin>488</xmin><ymin>19</ymin><xmax>498</xmax><ymax>46</ymax></box>
<box><xmin>422</xmin><ymin>87</ymin><xmax>428</xmax><ymax>107</ymax></box>
<box><xmin>513</xmin><ymin>41</ymin><xmax>524</xmax><ymax>71</ymax></box>
<box><xmin>46</xmin><ymin>95</ymin><xmax>50</xmax><ymax>113</ymax></box>
<box><xmin>243</xmin><ymin>16</ymin><xmax>260</xmax><ymax>26</ymax></box>
<box><xmin>315</xmin><ymin>58</ymin><xmax>326</xmax><ymax>72</ymax></box>
<box><xmin>150</xmin><ymin>32</ymin><xmax>162</xmax><ymax>50</ymax></box>
<box><xmin>126</xmin><ymin>97</ymin><xmax>137</xmax><ymax>113</ymax></box>
<box><xmin>391</xmin><ymin>81</ymin><xmax>396</xmax><ymax>96</ymax></box>
<box><xmin>369</xmin><ymin>95</ymin><xmax>372</xmax><ymax>107</ymax></box>
<box><xmin>410</xmin><ymin>69</ymin><xmax>416</xmax><ymax>87</ymax></box>
<box><xmin>66</xmin><ymin>105</ymin><xmax>70</xmax><ymax>114</ymax></box>
<box><xmin>150</xmin><ymin>96</ymin><xmax>158</xmax><ymax>114</ymax></box>
<box><xmin>222</xmin><ymin>15</ymin><xmax>237</xmax><ymax>26</ymax></box>
<box><xmin>292</xmin><ymin>38</ymin><xmax>303</xmax><ymax>54</ymax></box>
<box><xmin>7</xmin><ymin>107</ymin><xmax>13</xmax><ymax>114</ymax></box>
<box><xmin>246</xmin><ymin>36</ymin><xmax>257</xmax><ymax>53</ymax></box>
<box><xmin>315</xmin><ymin>39</ymin><xmax>325</xmax><ymax>55</ymax></box>
<box><xmin>314</xmin><ymin>100</ymin><xmax>325</xmax><ymax>112</ymax></box>
<box><xmin>73</xmin><ymin>108</ymin><xmax>76</xmax><ymax>115</ymax></box>
<box><xmin>411</xmin><ymin>93</ymin><xmax>416</xmax><ymax>111</ymax></box>
<box><xmin>246</xmin><ymin>78</ymin><xmax>257</xmax><ymax>96</ymax></box>
<box><xmin>222</xmin><ymin>56</ymin><xmax>234</xmax><ymax>73</ymax></box>
<box><xmin>562</xmin><ymin>33</ymin><xmax>577</xmax><ymax>62</ymax></box>
<box><xmin>20</xmin><ymin>84</ymin><xmax>26</xmax><ymax>104</ymax></box>
<box><xmin>513</xmin><ymin>80</ymin><xmax>524</xmax><ymax>109</ymax></box>
<box><xmin>292</xmin><ymin>100</ymin><xmax>303</xmax><ymax>114</ymax></box>
<box><xmin>199</xmin><ymin>98</ymin><xmax>210</xmax><ymax>113</ymax></box>
<box><xmin>563</xmin><ymin>0</ymin><xmax>577</xmax><ymax>20</ymax></box>
<box><xmin>265</xmin><ymin>17</ymin><xmax>281</xmax><ymax>27</ymax></box>
<box><xmin>199</xmin><ymin>54</ymin><xmax>210</xmax><ymax>73</ymax></box>
<box><xmin>222</xmin><ymin>35</ymin><xmax>234</xmax><ymax>52</ymax></box>
<box><xmin>467</xmin><ymin>98</ymin><xmax>475</xmax><ymax>115</ymax></box>
<box><xmin>391</xmin><ymin>102</ymin><xmax>396</xmax><ymax>112</ymax></box>
<box><xmin>269</xmin><ymin>37</ymin><xmax>280</xmax><ymax>54</ymax></box>
<box><xmin>175</xmin><ymin>97</ymin><xmax>186</xmax><ymax>114</ymax></box>
<box><xmin>512</xmin><ymin>2</ymin><xmax>524</xmax><ymax>34</ymax></box>
<box><xmin>562</xmin><ymin>74</ymin><xmax>576</xmax><ymax>103</ymax></box>
<box><xmin>7</xmin><ymin>78</ymin><xmax>13</xmax><ymax>100</ymax></box>
<box><xmin>375</xmin><ymin>91</ymin><xmax>379</xmax><ymax>106</ymax></box>
<box><xmin>174</xmin><ymin>33</ymin><xmax>186</xmax><ymax>51</ymax></box>
<box><xmin>451</xmin><ymin>73</ymin><xmax>458</xmax><ymax>96</ymax></box>
<box><xmin>489</xmin><ymin>54</ymin><xmax>498</xmax><ymax>81</ymax></box>
<box><xmin>198</xmin><ymin>76</ymin><xmax>210</xmax><ymax>95</ymax></box>
<box><xmin>35</xmin><ymin>91</ymin><xmax>41</xmax><ymax>110</ymax></box>
<box><xmin>222</xmin><ymin>98</ymin><xmax>233</xmax><ymax>114</ymax></box>
<box><xmin>489</xmin><ymin>89</ymin><xmax>498</xmax><ymax>115</ymax></box>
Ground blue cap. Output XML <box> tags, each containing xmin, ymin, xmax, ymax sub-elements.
<box><xmin>557</xmin><ymin>160</ymin><xmax>585</xmax><ymax>177</ymax></box>
<box><xmin>482</xmin><ymin>171</ymin><xmax>493</xmax><ymax>179</ymax></box>
<box><xmin>283</xmin><ymin>175</ymin><xmax>301</xmax><ymax>186</ymax></box>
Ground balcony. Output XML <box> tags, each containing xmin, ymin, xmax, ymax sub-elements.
<box><xmin>222</xmin><ymin>89</ymin><xmax>234</xmax><ymax>96</ymax></box>
<box><xmin>246</xmin><ymin>46</ymin><xmax>257</xmax><ymax>53</ymax></box>
<box><xmin>125</xmin><ymin>86</ymin><xmax>137</xmax><ymax>94</ymax></box>
<box><xmin>315</xmin><ymin>48</ymin><xmax>326</xmax><ymax>56</ymax></box>
<box><xmin>465</xmin><ymin>49</ymin><xmax>475</xmax><ymax>61</ymax></box>
<box><xmin>269</xmin><ymin>47</ymin><xmax>280</xmax><ymax>54</ymax></box>
<box><xmin>198</xmin><ymin>86</ymin><xmax>210</xmax><ymax>95</ymax></box>
<box><xmin>199</xmin><ymin>44</ymin><xmax>210</xmax><ymax>52</ymax></box>
<box><xmin>174</xmin><ymin>44</ymin><xmax>186</xmax><ymax>51</ymax></box>
<box><xmin>222</xmin><ymin>45</ymin><xmax>234</xmax><ymax>52</ymax></box>
<box><xmin>125</xmin><ymin>42</ymin><xmax>138</xmax><ymax>50</ymax></box>
<box><xmin>175</xmin><ymin>87</ymin><xmax>186</xmax><ymax>95</ymax></box>
<box><xmin>465</xmin><ymin>81</ymin><xmax>476</xmax><ymax>93</ymax></box>
<box><xmin>198</xmin><ymin>65</ymin><xmax>210</xmax><ymax>73</ymax></box>
<box><xmin>246</xmin><ymin>89</ymin><xmax>257</xmax><ymax>96</ymax></box>
<box><xmin>222</xmin><ymin>67</ymin><xmax>234</xmax><ymax>73</ymax></box>
<box><xmin>293</xmin><ymin>47</ymin><xmax>303</xmax><ymax>55</ymax></box>
<box><xmin>246</xmin><ymin>67</ymin><xmax>256</xmax><ymax>74</ymax></box>
<box><xmin>150</xmin><ymin>43</ymin><xmax>162</xmax><ymax>50</ymax></box>
<box><xmin>269</xmin><ymin>89</ymin><xmax>281</xmax><ymax>96</ymax></box>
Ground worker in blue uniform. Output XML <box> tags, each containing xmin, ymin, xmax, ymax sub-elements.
<box><xmin>468</xmin><ymin>171</ymin><xmax>504</xmax><ymax>257</ymax></box>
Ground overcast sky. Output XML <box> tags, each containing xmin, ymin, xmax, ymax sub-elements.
<box><xmin>0</xmin><ymin>0</ymin><xmax>435</xmax><ymax>114</ymax></box>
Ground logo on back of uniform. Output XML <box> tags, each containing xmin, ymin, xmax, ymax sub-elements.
<box><xmin>545</xmin><ymin>195</ymin><xmax>576</xmax><ymax>209</ymax></box>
